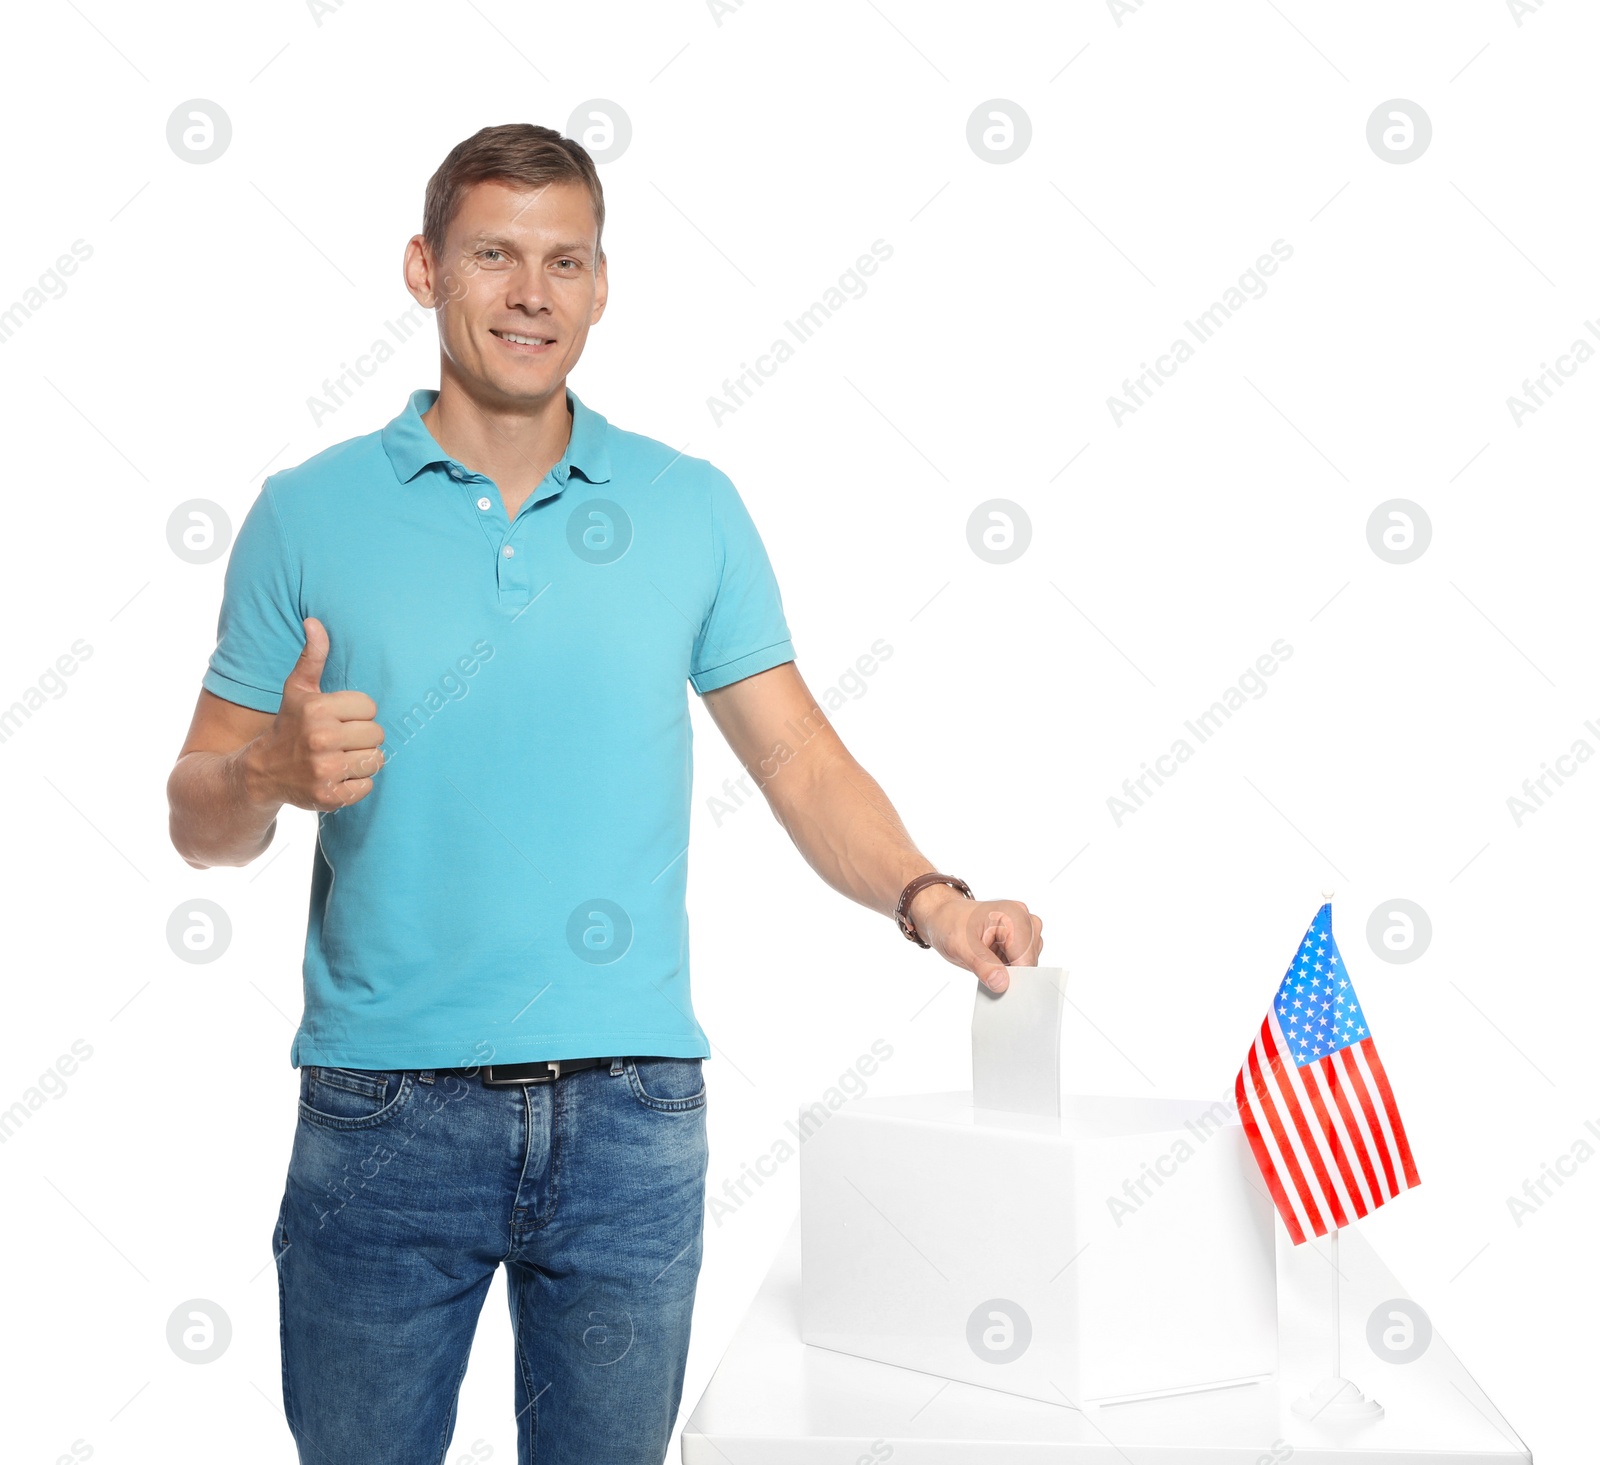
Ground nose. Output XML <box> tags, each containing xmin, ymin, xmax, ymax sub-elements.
<box><xmin>503</xmin><ymin>263</ymin><xmax>551</xmax><ymax>315</ymax></box>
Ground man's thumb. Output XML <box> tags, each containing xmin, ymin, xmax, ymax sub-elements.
<box><xmin>980</xmin><ymin>963</ymin><xmax>1010</xmax><ymax>993</ymax></box>
<box><xmin>284</xmin><ymin>617</ymin><xmax>329</xmax><ymax>696</ymax></box>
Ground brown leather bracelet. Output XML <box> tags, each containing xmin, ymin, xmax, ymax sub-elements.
<box><xmin>895</xmin><ymin>872</ymin><xmax>974</xmax><ymax>948</ymax></box>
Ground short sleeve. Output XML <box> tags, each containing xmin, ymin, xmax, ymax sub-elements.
<box><xmin>201</xmin><ymin>480</ymin><xmax>304</xmax><ymax>714</ymax></box>
<box><xmin>689</xmin><ymin>468</ymin><xmax>795</xmax><ymax>695</ymax></box>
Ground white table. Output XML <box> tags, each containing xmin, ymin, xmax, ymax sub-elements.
<box><xmin>682</xmin><ymin>1213</ymin><xmax>1530</xmax><ymax>1464</ymax></box>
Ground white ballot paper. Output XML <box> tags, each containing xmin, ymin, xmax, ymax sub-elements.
<box><xmin>970</xmin><ymin>965</ymin><xmax>1068</xmax><ymax>1118</ymax></box>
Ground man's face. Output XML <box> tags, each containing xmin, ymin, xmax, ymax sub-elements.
<box><xmin>412</xmin><ymin>178</ymin><xmax>607</xmax><ymax>404</ymax></box>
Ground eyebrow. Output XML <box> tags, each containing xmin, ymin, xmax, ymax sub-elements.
<box><xmin>463</xmin><ymin>233</ymin><xmax>593</xmax><ymax>256</ymax></box>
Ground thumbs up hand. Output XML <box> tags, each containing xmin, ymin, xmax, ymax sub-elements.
<box><xmin>244</xmin><ymin>617</ymin><xmax>385</xmax><ymax>812</ymax></box>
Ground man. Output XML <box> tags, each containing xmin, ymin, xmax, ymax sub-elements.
<box><xmin>166</xmin><ymin>122</ymin><xmax>1042</xmax><ymax>1465</ymax></box>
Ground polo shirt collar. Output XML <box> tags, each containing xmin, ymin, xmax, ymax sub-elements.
<box><xmin>381</xmin><ymin>385</ymin><xmax>612</xmax><ymax>487</ymax></box>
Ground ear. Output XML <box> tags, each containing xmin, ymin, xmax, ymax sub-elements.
<box><xmin>402</xmin><ymin>234</ymin><xmax>439</xmax><ymax>310</ymax></box>
<box><xmin>591</xmin><ymin>251</ymin><xmax>608</xmax><ymax>323</ymax></box>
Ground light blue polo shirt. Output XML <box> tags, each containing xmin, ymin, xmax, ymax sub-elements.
<box><xmin>204</xmin><ymin>385</ymin><xmax>795</xmax><ymax>1069</ymax></box>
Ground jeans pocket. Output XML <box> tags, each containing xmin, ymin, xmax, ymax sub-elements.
<box><xmin>298</xmin><ymin>1066</ymin><xmax>414</xmax><ymax>1130</ymax></box>
<box><xmin>624</xmin><ymin>1057</ymin><xmax>706</xmax><ymax>1112</ymax></box>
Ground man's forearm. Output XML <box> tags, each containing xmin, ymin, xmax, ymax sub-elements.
<box><xmin>763</xmin><ymin>744</ymin><xmax>967</xmax><ymax>936</ymax></box>
<box><xmin>700</xmin><ymin>660</ymin><xmax>1039</xmax><ymax>981</ymax></box>
<box><xmin>167</xmin><ymin>745</ymin><xmax>281</xmax><ymax>870</ymax></box>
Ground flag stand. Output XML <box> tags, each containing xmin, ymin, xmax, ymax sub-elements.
<box><xmin>1290</xmin><ymin>1226</ymin><xmax>1385</xmax><ymax>1422</ymax></box>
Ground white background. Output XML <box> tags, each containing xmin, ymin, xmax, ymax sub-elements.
<box><xmin>0</xmin><ymin>0</ymin><xmax>1592</xmax><ymax>1460</ymax></box>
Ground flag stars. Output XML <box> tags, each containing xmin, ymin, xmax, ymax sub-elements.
<box><xmin>1271</xmin><ymin>911</ymin><xmax>1372</xmax><ymax>1061</ymax></box>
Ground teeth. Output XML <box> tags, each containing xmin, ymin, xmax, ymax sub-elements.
<box><xmin>498</xmin><ymin>332</ymin><xmax>550</xmax><ymax>346</ymax></box>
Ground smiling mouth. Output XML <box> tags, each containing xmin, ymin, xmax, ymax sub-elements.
<box><xmin>491</xmin><ymin>329</ymin><xmax>555</xmax><ymax>348</ymax></box>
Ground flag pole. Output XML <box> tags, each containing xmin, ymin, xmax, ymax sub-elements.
<box><xmin>1332</xmin><ymin>1226</ymin><xmax>1340</xmax><ymax>1379</ymax></box>
<box><xmin>1292</xmin><ymin>1222</ymin><xmax>1382</xmax><ymax>1420</ymax></box>
<box><xmin>1326</xmin><ymin>889</ymin><xmax>1339</xmax><ymax>1376</ymax></box>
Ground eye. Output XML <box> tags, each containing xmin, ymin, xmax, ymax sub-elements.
<box><xmin>482</xmin><ymin>248</ymin><xmax>507</xmax><ymax>262</ymax></box>
<box><xmin>555</xmin><ymin>258</ymin><xmax>581</xmax><ymax>271</ymax></box>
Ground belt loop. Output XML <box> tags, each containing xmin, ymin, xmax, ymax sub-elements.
<box><xmin>610</xmin><ymin>1057</ymin><xmax>625</xmax><ymax>1076</ymax></box>
<box><xmin>418</xmin><ymin>1069</ymin><xmax>435</xmax><ymax>1085</ymax></box>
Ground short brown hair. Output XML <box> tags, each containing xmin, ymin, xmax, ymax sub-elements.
<box><xmin>421</xmin><ymin>122</ymin><xmax>606</xmax><ymax>273</ymax></box>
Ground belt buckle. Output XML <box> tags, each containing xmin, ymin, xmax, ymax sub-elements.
<box><xmin>482</xmin><ymin>1061</ymin><xmax>560</xmax><ymax>1087</ymax></box>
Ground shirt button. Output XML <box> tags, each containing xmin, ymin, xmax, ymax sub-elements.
<box><xmin>502</xmin><ymin>545</ymin><xmax>515</xmax><ymax>558</ymax></box>
<box><xmin>477</xmin><ymin>496</ymin><xmax>491</xmax><ymax>511</ymax></box>
<box><xmin>449</xmin><ymin>467</ymin><xmax>463</xmax><ymax>480</ymax></box>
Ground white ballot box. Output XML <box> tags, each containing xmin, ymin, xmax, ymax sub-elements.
<box><xmin>798</xmin><ymin>968</ymin><xmax>1278</xmax><ymax>1404</ymax></box>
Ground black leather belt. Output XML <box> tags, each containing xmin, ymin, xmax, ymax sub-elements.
<box><xmin>442</xmin><ymin>1057</ymin><xmax>613</xmax><ymax>1088</ymax></box>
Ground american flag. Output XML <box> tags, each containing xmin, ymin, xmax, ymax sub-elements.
<box><xmin>1233</xmin><ymin>902</ymin><xmax>1420</xmax><ymax>1245</ymax></box>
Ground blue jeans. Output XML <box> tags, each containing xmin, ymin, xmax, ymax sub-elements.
<box><xmin>273</xmin><ymin>1057</ymin><xmax>709</xmax><ymax>1465</ymax></box>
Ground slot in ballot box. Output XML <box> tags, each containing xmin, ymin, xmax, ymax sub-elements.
<box><xmin>798</xmin><ymin>968</ymin><xmax>1278</xmax><ymax>1405</ymax></box>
